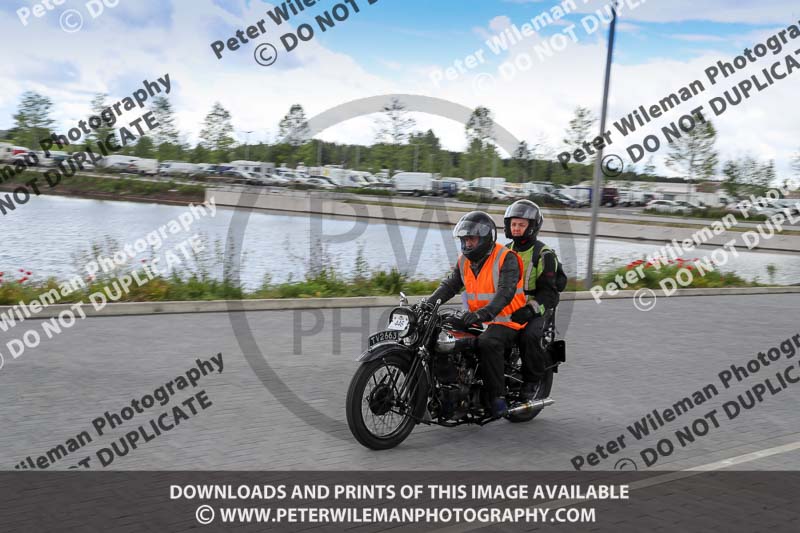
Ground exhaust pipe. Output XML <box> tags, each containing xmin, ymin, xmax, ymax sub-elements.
<box><xmin>505</xmin><ymin>397</ymin><xmax>554</xmax><ymax>416</ymax></box>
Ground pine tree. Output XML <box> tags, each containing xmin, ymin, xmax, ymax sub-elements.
<box><xmin>278</xmin><ymin>104</ymin><xmax>310</xmax><ymax>146</ymax></box>
<box><xmin>376</xmin><ymin>97</ymin><xmax>416</xmax><ymax>144</ymax></box>
<box><xmin>465</xmin><ymin>106</ymin><xmax>495</xmax><ymax>147</ymax></box>
<box><xmin>87</xmin><ymin>93</ymin><xmax>118</xmax><ymax>147</ymax></box>
<box><xmin>13</xmin><ymin>91</ymin><xmax>54</xmax><ymax>149</ymax></box>
<box><xmin>150</xmin><ymin>96</ymin><xmax>181</xmax><ymax>147</ymax></box>
<box><xmin>199</xmin><ymin>102</ymin><xmax>235</xmax><ymax>161</ymax></box>
<box><xmin>563</xmin><ymin>106</ymin><xmax>596</xmax><ymax>154</ymax></box>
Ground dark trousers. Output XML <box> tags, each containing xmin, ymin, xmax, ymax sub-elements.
<box><xmin>476</xmin><ymin>324</ymin><xmax>519</xmax><ymax>398</ymax></box>
<box><xmin>519</xmin><ymin>316</ymin><xmax>550</xmax><ymax>382</ymax></box>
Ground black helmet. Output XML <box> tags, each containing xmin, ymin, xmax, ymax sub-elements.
<box><xmin>453</xmin><ymin>211</ymin><xmax>497</xmax><ymax>262</ymax></box>
<box><xmin>503</xmin><ymin>199</ymin><xmax>543</xmax><ymax>243</ymax></box>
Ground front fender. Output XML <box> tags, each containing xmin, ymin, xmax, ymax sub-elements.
<box><xmin>355</xmin><ymin>343</ymin><xmax>429</xmax><ymax>421</ymax></box>
<box><xmin>356</xmin><ymin>342</ymin><xmax>413</xmax><ymax>363</ymax></box>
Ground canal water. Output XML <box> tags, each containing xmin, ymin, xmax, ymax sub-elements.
<box><xmin>1</xmin><ymin>195</ymin><xmax>798</xmax><ymax>289</ymax></box>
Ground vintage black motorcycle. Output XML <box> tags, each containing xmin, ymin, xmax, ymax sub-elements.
<box><xmin>346</xmin><ymin>293</ymin><xmax>566</xmax><ymax>450</ymax></box>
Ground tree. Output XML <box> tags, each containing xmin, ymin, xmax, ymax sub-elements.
<box><xmin>643</xmin><ymin>156</ymin><xmax>656</xmax><ymax>177</ymax></box>
<box><xmin>150</xmin><ymin>96</ymin><xmax>180</xmax><ymax>147</ymax></box>
<box><xmin>563</xmin><ymin>106</ymin><xmax>596</xmax><ymax>154</ymax></box>
<box><xmin>465</xmin><ymin>106</ymin><xmax>495</xmax><ymax>147</ymax></box>
<box><xmin>278</xmin><ymin>104</ymin><xmax>310</xmax><ymax>146</ymax></box>
<box><xmin>665</xmin><ymin>119</ymin><xmax>718</xmax><ymax>202</ymax></box>
<box><xmin>723</xmin><ymin>155</ymin><xmax>775</xmax><ymax>198</ymax></box>
<box><xmin>513</xmin><ymin>141</ymin><xmax>530</xmax><ymax>181</ymax></box>
<box><xmin>133</xmin><ymin>136</ymin><xmax>155</xmax><ymax>158</ymax></box>
<box><xmin>199</xmin><ymin>102</ymin><xmax>235</xmax><ymax>161</ymax></box>
<box><xmin>376</xmin><ymin>97</ymin><xmax>415</xmax><ymax>144</ymax></box>
<box><xmin>88</xmin><ymin>93</ymin><xmax>117</xmax><ymax>146</ymax></box>
<box><xmin>13</xmin><ymin>91</ymin><xmax>54</xmax><ymax>149</ymax></box>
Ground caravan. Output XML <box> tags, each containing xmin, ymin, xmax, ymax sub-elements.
<box><xmin>230</xmin><ymin>160</ymin><xmax>276</xmax><ymax>179</ymax></box>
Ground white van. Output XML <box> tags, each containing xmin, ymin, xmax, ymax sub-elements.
<box><xmin>393</xmin><ymin>172</ymin><xmax>434</xmax><ymax>195</ymax></box>
<box><xmin>159</xmin><ymin>161</ymin><xmax>200</xmax><ymax>176</ymax></box>
<box><xmin>131</xmin><ymin>158</ymin><xmax>158</xmax><ymax>176</ymax></box>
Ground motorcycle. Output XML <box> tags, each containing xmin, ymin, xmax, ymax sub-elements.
<box><xmin>345</xmin><ymin>293</ymin><xmax>566</xmax><ymax>450</ymax></box>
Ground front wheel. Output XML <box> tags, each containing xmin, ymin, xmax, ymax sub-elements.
<box><xmin>346</xmin><ymin>352</ymin><xmax>421</xmax><ymax>450</ymax></box>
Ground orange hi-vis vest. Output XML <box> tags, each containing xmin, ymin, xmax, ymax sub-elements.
<box><xmin>458</xmin><ymin>243</ymin><xmax>527</xmax><ymax>330</ymax></box>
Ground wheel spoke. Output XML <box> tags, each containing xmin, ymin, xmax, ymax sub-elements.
<box><xmin>361</xmin><ymin>363</ymin><xmax>409</xmax><ymax>438</ymax></box>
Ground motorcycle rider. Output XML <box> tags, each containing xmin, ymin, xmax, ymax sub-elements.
<box><xmin>427</xmin><ymin>211</ymin><xmax>527</xmax><ymax>417</ymax></box>
<box><xmin>504</xmin><ymin>200</ymin><xmax>560</xmax><ymax>401</ymax></box>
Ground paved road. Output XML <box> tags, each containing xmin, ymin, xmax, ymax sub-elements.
<box><xmin>1</xmin><ymin>294</ymin><xmax>799</xmax><ymax>471</ymax></box>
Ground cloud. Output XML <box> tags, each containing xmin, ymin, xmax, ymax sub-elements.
<box><xmin>671</xmin><ymin>34</ymin><xmax>727</xmax><ymax>42</ymax></box>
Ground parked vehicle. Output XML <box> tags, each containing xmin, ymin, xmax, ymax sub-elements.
<box><xmin>241</xmin><ymin>161</ymin><xmax>276</xmax><ymax>177</ymax></box>
<box><xmin>646</xmin><ymin>199</ymin><xmax>691</xmax><ymax>214</ymax></box>
<box><xmin>345</xmin><ymin>294</ymin><xmax>565</xmax><ymax>449</ymax></box>
<box><xmin>619</xmin><ymin>189</ymin><xmax>648</xmax><ymax>207</ymax></box>
<box><xmin>394</xmin><ymin>172</ymin><xmax>434</xmax><ymax>196</ymax></box>
<box><xmin>432</xmin><ymin>179</ymin><xmax>458</xmax><ymax>197</ymax></box>
<box><xmin>130</xmin><ymin>158</ymin><xmax>158</xmax><ymax>176</ymax></box>
<box><xmin>556</xmin><ymin>188</ymin><xmax>587</xmax><ymax>207</ymax></box>
<box><xmin>96</xmin><ymin>155</ymin><xmax>140</xmax><ymax>173</ymax></box>
<box><xmin>159</xmin><ymin>161</ymin><xmax>200</xmax><ymax>176</ymax></box>
<box><xmin>470</xmin><ymin>177</ymin><xmax>507</xmax><ymax>195</ymax></box>
<box><xmin>566</xmin><ymin>186</ymin><xmax>592</xmax><ymax>205</ymax></box>
<box><xmin>767</xmin><ymin>198</ymin><xmax>800</xmax><ymax>216</ymax></box>
<box><xmin>675</xmin><ymin>200</ymin><xmax>707</xmax><ymax>211</ymax></box>
<box><xmin>529</xmin><ymin>191</ymin><xmax>574</xmax><ymax>208</ymax></box>
<box><xmin>303</xmin><ymin>176</ymin><xmax>337</xmax><ymax>190</ymax></box>
<box><xmin>601</xmin><ymin>187</ymin><xmax>619</xmax><ymax>207</ymax></box>
<box><xmin>0</xmin><ymin>142</ymin><xmax>14</xmax><ymax>163</ymax></box>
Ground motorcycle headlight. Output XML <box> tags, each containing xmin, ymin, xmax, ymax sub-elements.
<box><xmin>387</xmin><ymin>307</ymin><xmax>415</xmax><ymax>338</ymax></box>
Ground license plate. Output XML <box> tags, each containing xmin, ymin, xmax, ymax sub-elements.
<box><xmin>368</xmin><ymin>330</ymin><xmax>400</xmax><ymax>348</ymax></box>
<box><xmin>387</xmin><ymin>314</ymin><xmax>409</xmax><ymax>331</ymax></box>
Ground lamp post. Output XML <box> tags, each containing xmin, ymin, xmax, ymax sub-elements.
<box><xmin>243</xmin><ymin>130</ymin><xmax>253</xmax><ymax>160</ymax></box>
<box><xmin>584</xmin><ymin>1</ymin><xmax>619</xmax><ymax>290</ymax></box>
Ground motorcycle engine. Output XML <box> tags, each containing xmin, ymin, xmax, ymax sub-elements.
<box><xmin>432</xmin><ymin>348</ymin><xmax>475</xmax><ymax>421</ymax></box>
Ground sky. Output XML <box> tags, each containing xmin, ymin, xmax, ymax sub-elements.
<box><xmin>1</xmin><ymin>0</ymin><xmax>799</xmax><ymax>182</ymax></box>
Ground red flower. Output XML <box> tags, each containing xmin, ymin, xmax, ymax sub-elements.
<box><xmin>26</xmin><ymin>271</ymin><xmax>31</xmax><ymax>275</ymax></box>
<box><xmin>19</xmin><ymin>268</ymin><xmax>24</xmax><ymax>272</ymax></box>
<box><xmin>0</xmin><ymin>272</ymin><xmax>4</xmax><ymax>276</ymax></box>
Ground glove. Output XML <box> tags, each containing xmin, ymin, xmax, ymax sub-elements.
<box><xmin>462</xmin><ymin>308</ymin><xmax>491</xmax><ymax>326</ymax></box>
<box><xmin>511</xmin><ymin>302</ymin><xmax>539</xmax><ymax>324</ymax></box>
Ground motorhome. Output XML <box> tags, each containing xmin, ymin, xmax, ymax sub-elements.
<box><xmin>320</xmin><ymin>165</ymin><xmax>369</xmax><ymax>187</ymax></box>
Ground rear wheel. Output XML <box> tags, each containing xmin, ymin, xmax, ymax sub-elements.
<box><xmin>505</xmin><ymin>346</ymin><xmax>554</xmax><ymax>423</ymax></box>
<box><xmin>507</xmin><ymin>370</ymin><xmax>553</xmax><ymax>423</ymax></box>
<box><xmin>346</xmin><ymin>352</ymin><xmax>421</xmax><ymax>450</ymax></box>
